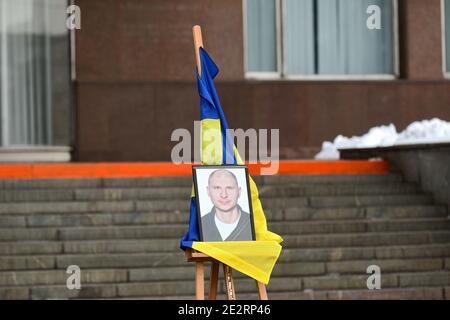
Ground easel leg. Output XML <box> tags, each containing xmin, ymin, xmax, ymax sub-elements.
<box><xmin>195</xmin><ymin>261</ymin><xmax>205</xmax><ymax>300</ymax></box>
<box><xmin>256</xmin><ymin>281</ymin><xmax>268</xmax><ymax>300</ymax></box>
<box><xmin>223</xmin><ymin>264</ymin><xmax>236</xmax><ymax>300</ymax></box>
<box><xmin>208</xmin><ymin>261</ymin><xmax>219</xmax><ymax>300</ymax></box>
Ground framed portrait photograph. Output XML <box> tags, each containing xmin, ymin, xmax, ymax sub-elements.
<box><xmin>192</xmin><ymin>165</ymin><xmax>256</xmax><ymax>242</ymax></box>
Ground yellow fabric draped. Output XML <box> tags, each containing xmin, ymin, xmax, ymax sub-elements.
<box><xmin>191</xmin><ymin>119</ymin><xmax>282</xmax><ymax>284</ymax></box>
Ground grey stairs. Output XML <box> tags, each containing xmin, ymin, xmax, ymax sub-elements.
<box><xmin>0</xmin><ymin>174</ymin><xmax>449</xmax><ymax>299</ymax></box>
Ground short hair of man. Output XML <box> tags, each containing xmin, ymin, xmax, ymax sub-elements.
<box><xmin>208</xmin><ymin>169</ymin><xmax>238</xmax><ymax>187</ymax></box>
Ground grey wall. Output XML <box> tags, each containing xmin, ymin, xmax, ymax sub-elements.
<box><xmin>341</xmin><ymin>144</ymin><xmax>450</xmax><ymax>213</ymax></box>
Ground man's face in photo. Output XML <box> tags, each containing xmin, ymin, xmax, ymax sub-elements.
<box><xmin>207</xmin><ymin>170</ymin><xmax>241</xmax><ymax>212</ymax></box>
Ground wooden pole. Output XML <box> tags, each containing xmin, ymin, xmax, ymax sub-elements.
<box><xmin>195</xmin><ymin>261</ymin><xmax>205</xmax><ymax>300</ymax></box>
<box><xmin>223</xmin><ymin>264</ymin><xmax>236</xmax><ymax>300</ymax></box>
<box><xmin>192</xmin><ymin>26</ymin><xmax>205</xmax><ymax>300</ymax></box>
<box><xmin>208</xmin><ymin>261</ymin><xmax>219</xmax><ymax>300</ymax></box>
<box><xmin>192</xmin><ymin>25</ymin><xmax>204</xmax><ymax>77</ymax></box>
<box><xmin>256</xmin><ymin>281</ymin><xmax>268</xmax><ymax>300</ymax></box>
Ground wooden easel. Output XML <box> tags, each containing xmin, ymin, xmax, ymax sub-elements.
<box><xmin>185</xmin><ymin>248</ymin><xmax>268</xmax><ymax>300</ymax></box>
<box><xmin>187</xmin><ymin>25</ymin><xmax>268</xmax><ymax>300</ymax></box>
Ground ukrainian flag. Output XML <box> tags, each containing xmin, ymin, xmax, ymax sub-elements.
<box><xmin>180</xmin><ymin>48</ymin><xmax>282</xmax><ymax>285</ymax></box>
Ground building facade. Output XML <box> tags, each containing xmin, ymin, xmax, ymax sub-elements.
<box><xmin>1</xmin><ymin>0</ymin><xmax>450</xmax><ymax>162</ymax></box>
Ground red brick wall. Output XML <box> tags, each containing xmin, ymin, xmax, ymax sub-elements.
<box><xmin>74</xmin><ymin>0</ymin><xmax>450</xmax><ymax>161</ymax></box>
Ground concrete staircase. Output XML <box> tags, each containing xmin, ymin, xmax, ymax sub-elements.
<box><xmin>0</xmin><ymin>174</ymin><xmax>449</xmax><ymax>300</ymax></box>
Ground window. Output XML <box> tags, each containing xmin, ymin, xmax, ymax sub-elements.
<box><xmin>0</xmin><ymin>0</ymin><xmax>72</xmax><ymax>147</ymax></box>
<box><xmin>244</xmin><ymin>0</ymin><xmax>398</xmax><ymax>79</ymax></box>
<box><xmin>244</xmin><ymin>0</ymin><xmax>280</xmax><ymax>77</ymax></box>
<box><xmin>444</xmin><ymin>0</ymin><xmax>450</xmax><ymax>76</ymax></box>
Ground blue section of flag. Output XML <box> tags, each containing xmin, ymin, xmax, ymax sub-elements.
<box><xmin>197</xmin><ymin>48</ymin><xmax>236</xmax><ymax>165</ymax></box>
<box><xmin>180</xmin><ymin>197</ymin><xmax>200</xmax><ymax>249</ymax></box>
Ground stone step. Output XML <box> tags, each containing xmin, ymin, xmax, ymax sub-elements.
<box><xmin>109</xmin><ymin>286</ymin><xmax>450</xmax><ymax>300</ymax></box>
<box><xmin>0</xmin><ymin>269</ymin><xmax>128</xmax><ymax>287</ymax></box>
<box><xmin>0</xmin><ymin>242</ymin><xmax>64</xmax><ymax>255</ymax></box>
<box><xmin>133</xmin><ymin>195</ymin><xmax>433</xmax><ymax>211</ymax></box>
<box><xmin>214</xmin><ymin>286</ymin><xmax>450</xmax><ymax>300</ymax></box>
<box><xmin>0</xmin><ymin>201</ymin><xmax>137</xmax><ymax>215</ymax></box>
<box><xmin>0</xmin><ymin>205</ymin><xmax>445</xmax><ymax>228</ymax></box>
<box><xmin>271</xmin><ymin>218</ymin><xmax>450</xmax><ymax>235</ymax></box>
<box><xmin>2</xmin><ymin>231</ymin><xmax>450</xmax><ymax>265</ymax></box>
<box><xmin>258</xmin><ymin>183</ymin><xmax>417</xmax><ymax>197</ymax></box>
<box><xmin>0</xmin><ymin>190</ymin><xmax>75</xmax><ymax>202</ymax></box>
<box><xmin>115</xmin><ymin>258</ymin><xmax>450</xmax><ymax>283</ymax></box>
<box><xmin>2</xmin><ymin>284</ymin><xmax>448</xmax><ymax>300</ymax></box>
<box><xmin>308</xmin><ymin>194</ymin><xmax>433</xmax><ymax>208</ymax></box>
<box><xmin>1</xmin><ymin>218</ymin><xmax>448</xmax><ymax>241</ymax></box>
<box><xmin>281</xmin><ymin>244</ymin><xmax>450</xmax><ymax>263</ymax></box>
<box><xmin>261</xmin><ymin>174</ymin><xmax>403</xmax><ymax>185</ymax></box>
<box><xmin>0</xmin><ymin>257</ymin><xmax>446</xmax><ymax>287</ymax></box>
<box><xmin>0</xmin><ymin>183</ymin><xmax>418</xmax><ymax>203</ymax></box>
<box><xmin>0</xmin><ymin>255</ymin><xmax>56</xmax><ymax>271</ymax></box>
<box><xmin>0</xmin><ymin>179</ymin><xmax>104</xmax><ymax>190</ymax></box>
<box><xmin>1</xmin><ymin>231</ymin><xmax>450</xmax><ymax>266</ymax></box>
<box><xmin>283</xmin><ymin>230</ymin><xmax>450</xmax><ymax>248</ymax></box>
<box><xmin>0</xmin><ymin>174</ymin><xmax>403</xmax><ymax>191</ymax></box>
<box><xmin>33</xmin><ymin>284</ymin><xmax>119</xmax><ymax>299</ymax></box>
<box><xmin>0</xmin><ymin>194</ymin><xmax>434</xmax><ymax>215</ymax></box>
<box><xmin>285</xmin><ymin>205</ymin><xmax>448</xmax><ymax>221</ymax></box>
<box><xmin>323</xmin><ymin>258</ymin><xmax>446</xmax><ymax>275</ymax></box>
<box><xmin>8</xmin><ymin>270</ymin><xmax>448</xmax><ymax>299</ymax></box>
<box><xmin>302</xmin><ymin>286</ymin><xmax>450</xmax><ymax>300</ymax></box>
<box><xmin>0</xmin><ymin>287</ymin><xmax>30</xmax><ymax>299</ymax></box>
<box><xmin>52</xmin><ymin>254</ymin><xmax>450</xmax><ymax>277</ymax></box>
<box><xmin>0</xmin><ymin>177</ymin><xmax>191</xmax><ymax>190</ymax></box>
<box><xmin>300</xmin><ymin>271</ymin><xmax>450</xmax><ymax>291</ymax></box>
<box><xmin>3</xmin><ymin>240</ymin><xmax>450</xmax><ymax>263</ymax></box>
<box><xmin>2</xmin><ymin>245</ymin><xmax>450</xmax><ymax>271</ymax></box>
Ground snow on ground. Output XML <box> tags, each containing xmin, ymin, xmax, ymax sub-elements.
<box><xmin>315</xmin><ymin>118</ymin><xmax>450</xmax><ymax>160</ymax></box>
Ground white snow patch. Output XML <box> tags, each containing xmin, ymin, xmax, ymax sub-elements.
<box><xmin>315</xmin><ymin>118</ymin><xmax>450</xmax><ymax>160</ymax></box>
